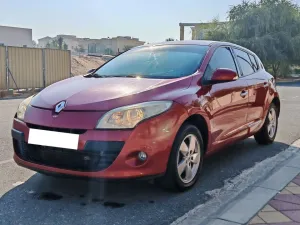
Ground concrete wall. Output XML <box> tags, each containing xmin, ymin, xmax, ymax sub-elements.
<box><xmin>0</xmin><ymin>25</ymin><xmax>33</xmax><ymax>47</ymax></box>
<box><xmin>38</xmin><ymin>37</ymin><xmax>53</xmax><ymax>48</ymax></box>
<box><xmin>112</xmin><ymin>36</ymin><xmax>145</xmax><ymax>53</ymax></box>
<box><xmin>91</xmin><ymin>37</ymin><xmax>145</xmax><ymax>55</ymax></box>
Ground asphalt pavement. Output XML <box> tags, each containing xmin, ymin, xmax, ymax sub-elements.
<box><xmin>0</xmin><ymin>82</ymin><xmax>300</xmax><ymax>225</ymax></box>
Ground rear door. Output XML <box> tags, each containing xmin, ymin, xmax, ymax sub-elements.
<box><xmin>203</xmin><ymin>47</ymin><xmax>249</xmax><ymax>149</ymax></box>
<box><xmin>232</xmin><ymin>48</ymin><xmax>269</xmax><ymax>133</ymax></box>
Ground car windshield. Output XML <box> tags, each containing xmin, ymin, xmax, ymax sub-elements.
<box><xmin>93</xmin><ymin>45</ymin><xmax>208</xmax><ymax>79</ymax></box>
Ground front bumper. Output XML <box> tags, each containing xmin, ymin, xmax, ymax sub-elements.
<box><xmin>12</xmin><ymin>103</ymin><xmax>188</xmax><ymax>179</ymax></box>
<box><xmin>12</xmin><ymin>128</ymin><xmax>125</xmax><ymax>172</ymax></box>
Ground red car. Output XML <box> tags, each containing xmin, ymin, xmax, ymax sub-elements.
<box><xmin>12</xmin><ymin>41</ymin><xmax>280</xmax><ymax>191</ymax></box>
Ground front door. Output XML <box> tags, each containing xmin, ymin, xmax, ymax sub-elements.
<box><xmin>202</xmin><ymin>47</ymin><xmax>249</xmax><ymax>150</ymax></box>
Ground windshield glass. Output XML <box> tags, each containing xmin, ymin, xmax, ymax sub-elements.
<box><xmin>93</xmin><ymin>45</ymin><xmax>208</xmax><ymax>79</ymax></box>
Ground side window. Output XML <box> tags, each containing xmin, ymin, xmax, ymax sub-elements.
<box><xmin>256</xmin><ymin>56</ymin><xmax>265</xmax><ymax>70</ymax></box>
<box><xmin>204</xmin><ymin>47</ymin><xmax>237</xmax><ymax>80</ymax></box>
<box><xmin>249</xmin><ymin>54</ymin><xmax>258</xmax><ymax>71</ymax></box>
<box><xmin>234</xmin><ymin>49</ymin><xmax>255</xmax><ymax>76</ymax></box>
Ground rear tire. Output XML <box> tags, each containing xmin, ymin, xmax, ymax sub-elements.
<box><xmin>156</xmin><ymin>123</ymin><xmax>204</xmax><ymax>192</ymax></box>
<box><xmin>254</xmin><ymin>103</ymin><xmax>278</xmax><ymax>145</ymax></box>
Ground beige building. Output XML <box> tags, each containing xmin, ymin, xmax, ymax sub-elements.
<box><xmin>38</xmin><ymin>34</ymin><xmax>145</xmax><ymax>55</ymax></box>
<box><xmin>88</xmin><ymin>36</ymin><xmax>146</xmax><ymax>55</ymax></box>
<box><xmin>0</xmin><ymin>25</ymin><xmax>33</xmax><ymax>47</ymax></box>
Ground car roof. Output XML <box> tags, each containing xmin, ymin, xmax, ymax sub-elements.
<box><xmin>141</xmin><ymin>40</ymin><xmax>257</xmax><ymax>56</ymax></box>
<box><xmin>143</xmin><ymin>40</ymin><xmax>216</xmax><ymax>46</ymax></box>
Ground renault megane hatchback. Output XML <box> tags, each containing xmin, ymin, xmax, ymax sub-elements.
<box><xmin>12</xmin><ymin>41</ymin><xmax>280</xmax><ymax>191</ymax></box>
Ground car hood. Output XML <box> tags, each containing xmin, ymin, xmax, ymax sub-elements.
<box><xmin>30</xmin><ymin>75</ymin><xmax>192</xmax><ymax>111</ymax></box>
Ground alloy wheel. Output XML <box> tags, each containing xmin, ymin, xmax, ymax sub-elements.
<box><xmin>177</xmin><ymin>134</ymin><xmax>201</xmax><ymax>184</ymax></box>
<box><xmin>268</xmin><ymin>108</ymin><xmax>277</xmax><ymax>139</ymax></box>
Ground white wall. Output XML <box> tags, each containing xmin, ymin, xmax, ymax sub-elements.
<box><xmin>0</xmin><ymin>25</ymin><xmax>33</xmax><ymax>47</ymax></box>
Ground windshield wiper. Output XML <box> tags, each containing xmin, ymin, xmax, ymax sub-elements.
<box><xmin>84</xmin><ymin>73</ymin><xmax>107</xmax><ymax>78</ymax></box>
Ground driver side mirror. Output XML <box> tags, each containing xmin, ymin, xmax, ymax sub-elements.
<box><xmin>87</xmin><ymin>68</ymin><xmax>96</xmax><ymax>74</ymax></box>
<box><xmin>208</xmin><ymin>68</ymin><xmax>238</xmax><ymax>84</ymax></box>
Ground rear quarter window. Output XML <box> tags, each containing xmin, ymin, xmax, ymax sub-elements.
<box><xmin>249</xmin><ymin>54</ymin><xmax>259</xmax><ymax>71</ymax></box>
<box><xmin>233</xmin><ymin>48</ymin><xmax>255</xmax><ymax>76</ymax></box>
<box><xmin>255</xmin><ymin>56</ymin><xmax>265</xmax><ymax>70</ymax></box>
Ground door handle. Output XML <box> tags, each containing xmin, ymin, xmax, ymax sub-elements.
<box><xmin>240</xmin><ymin>90</ymin><xmax>248</xmax><ymax>98</ymax></box>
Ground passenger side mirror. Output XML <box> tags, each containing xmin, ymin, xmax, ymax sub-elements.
<box><xmin>87</xmin><ymin>68</ymin><xmax>96</xmax><ymax>74</ymax></box>
<box><xmin>210</xmin><ymin>68</ymin><xmax>238</xmax><ymax>84</ymax></box>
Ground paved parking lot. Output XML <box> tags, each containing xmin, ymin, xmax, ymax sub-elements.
<box><xmin>1</xmin><ymin>82</ymin><xmax>300</xmax><ymax>225</ymax></box>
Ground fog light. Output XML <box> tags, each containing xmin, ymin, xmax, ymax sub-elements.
<box><xmin>138</xmin><ymin>151</ymin><xmax>147</xmax><ymax>161</ymax></box>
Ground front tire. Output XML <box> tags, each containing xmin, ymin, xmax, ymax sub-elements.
<box><xmin>157</xmin><ymin>123</ymin><xmax>204</xmax><ymax>191</ymax></box>
<box><xmin>254</xmin><ymin>103</ymin><xmax>278</xmax><ymax>145</ymax></box>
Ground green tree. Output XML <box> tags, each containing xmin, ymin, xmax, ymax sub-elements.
<box><xmin>75</xmin><ymin>45</ymin><xmax>85</xmax><ymax>55</ymax></box>
<box><xmin>165</xmin><ymin>38</ymin><xmax>175</xmax><ymax>41</ymax></box>
<box><xmin>57</xmin><ymin>37</ymin><xmax>64</xmax><ymax>50</ymax></box>
<box><xmin>63</xmin><ymin>42</ymin><xmax>68</xmax><ymax>50</ymax></box>
<box><xmin>206</xmin><ymin>0</ymin><xmax>300</xmax><ymax>78</ymax></box>
<box><xmin>51</xmin><ymin>39</ymin><xmax>59</xmax><ymax>49</ymax></box>
<box><xmin>32</xmin><ymin>40</ymin><xmax>37</xmax><ymax>47</ymax></box>
<box><xmin>45</xmin><ymin>37</ymin><xmax>66</xmax><ymax>50</ymax></box>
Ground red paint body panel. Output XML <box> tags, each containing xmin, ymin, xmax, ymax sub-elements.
<box><xmin>12</xmin><ymin>41</ymin><xmax>280</xmax><ymax>179</ymax></box>
<box><xmin>14</xmin><ymin>103</ymin><xmax>188</xmax><ymax>178</ymax></box>
<box><xmin>30</xmin><ymin>75</ymin><xmax>193</xmax><ymax>111</ymax></box>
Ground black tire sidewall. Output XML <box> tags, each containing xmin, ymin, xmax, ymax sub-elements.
<box><xmin>254</xmin><ymin>103</ymin><xmax>279</xmax><ymax>144</ymax></box>
<box><xmin>265</xmin><ymin>103</ymin><xmax>278</xmax><ymax>142</ymax></box>
<box><xmin>168</xmin><ymin>124</ymin><xmax>204</xmax><ymax>190</ymax></box>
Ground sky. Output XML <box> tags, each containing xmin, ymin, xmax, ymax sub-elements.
<box><xmin>0</xmin><ymin>0</ymin><xmax>298</xmax><ymax>43</ymax></box>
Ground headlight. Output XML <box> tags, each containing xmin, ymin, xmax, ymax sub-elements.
<box><xmin>16</xmin><ymin>96</ymin><xmax>34</xmax><ymax>120</ymax></box>
<box><xmin>96</xmin><ymin>101</ymin><xmax>173</xmax><ymax>129</ymax></box>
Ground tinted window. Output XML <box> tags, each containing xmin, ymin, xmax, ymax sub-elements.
<box><xmin>249</xmin><ymin>54</ymin><xmax>258</xmax><ymax>71</ymax></box>
<box><xmin>256</xmin><ymin>56</ymin><xmax>265</xmax><ymax>70</ymax></box>
<box><xmin>204</xmin><ymin>47</ymin><xmax>237</xmax><ymax>80</ymax></box>
<box><xmin>234</xmin><ymin>49</ymin><xmax>255</xmax><ymax>76</ymax></box>
<box><xmin>93</xmin><ymin>45</ymin><xmax>209</xmax><ymax>79</ymax></box>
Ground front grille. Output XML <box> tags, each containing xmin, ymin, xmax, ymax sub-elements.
<box><xmin>13</xmin><ymin>138</ymin><xmax>124</xmax><ymax>172</ymax></box>
<box><xmin>27</xmin><ymin>123</ymin><xmax>86</xmax><ymax>135</ymax></box>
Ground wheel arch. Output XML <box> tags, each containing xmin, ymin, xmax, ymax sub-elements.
<box><xmin>182</xmin><ymin>114</ymin><xmax>210</xmax><ymax>154</ymax></box>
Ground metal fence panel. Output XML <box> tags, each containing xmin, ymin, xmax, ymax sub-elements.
<box><xmin>8</xmin><ymin>46</ymin><xmax>43</xmax><ymax>89</ymax></box>
<box><xmin>0</xmin><ymin>46</ymin><xmax>6</xmax><ymax>90</ymax></box>
<box><xmin>45</xmin><ymin>49</ymin><xmax>71</xmax><ymax>86</ymax></box>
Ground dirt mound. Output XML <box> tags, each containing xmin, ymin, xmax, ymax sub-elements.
<box><xmin>71</xmin><ymin>55</ymin><xmax>107</xmax><ymax>76</ymax></box>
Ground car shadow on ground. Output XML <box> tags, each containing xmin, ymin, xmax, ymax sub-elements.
<box><xmin>0</xmin><ymin>138</ymin><xmax>291</xmax><ymax>225</ymax></box>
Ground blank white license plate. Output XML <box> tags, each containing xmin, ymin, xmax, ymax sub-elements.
<box><xmin>28</xmin><ymin>128</ymin><xmax>79</xmax><ymax>150</ymax></box>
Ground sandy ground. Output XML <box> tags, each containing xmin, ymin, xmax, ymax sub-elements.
<box><xmin>71</xmin><ymin>55</ymin><xmax>108</xmax><ymax>76</ymax></box>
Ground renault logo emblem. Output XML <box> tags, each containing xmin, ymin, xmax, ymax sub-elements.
<box><xmin>55</xmin><ymin>101</ymin><xmax>66</xmax><ymax>114</ymax></box>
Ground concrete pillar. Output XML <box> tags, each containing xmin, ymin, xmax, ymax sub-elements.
<box><xmin>180</xmin><ymin>25</ymin><xmax>184</xmax><ymax>41</ymax></box>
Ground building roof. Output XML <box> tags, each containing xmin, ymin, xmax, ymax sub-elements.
<box><xmin>0</xmin><ymin>25</ymin><xmax>32</xmax><ymax>31</ymax></box>
<box><xmin>38</xmin><ymin>36</ymin><xmax>52</xmax><ymax>41</ymax></box>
